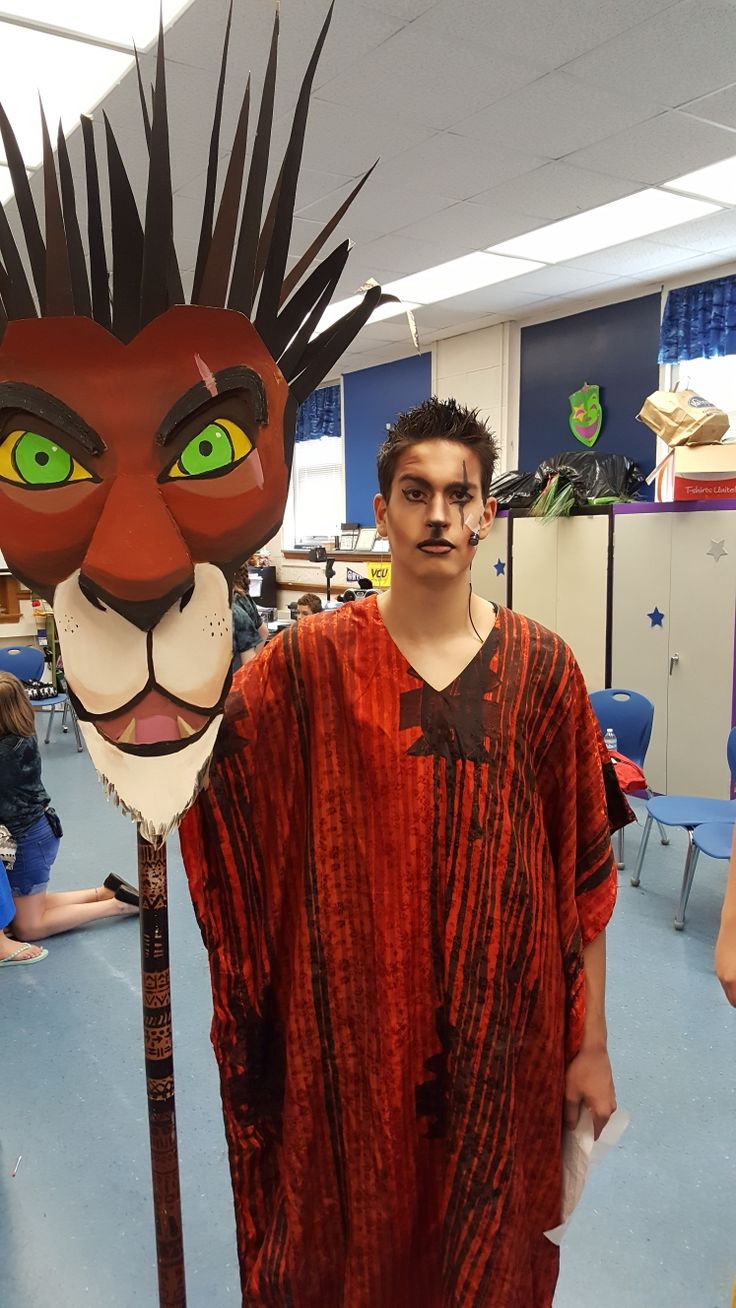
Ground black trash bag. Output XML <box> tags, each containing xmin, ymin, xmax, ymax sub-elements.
<box><xmin>488</xmin><ymin>468</ymin><xmax>538</xmax><ymax>508</ymax></box>
<box><xmin>530</xmin><ymin>451</ymin><xmax>643</xmax><ymax>518</ymax></box>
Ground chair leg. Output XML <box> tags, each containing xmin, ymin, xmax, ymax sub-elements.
<box><xmin>646</xmin><ymin>790</ymin><xmax>670</xmax><ymax>845</ymax></box>
<box><xmin>616</xmin><ymin>826</ymin><xmax>625</xmax><ymax>871</ymax></box>
<box><xmin>71</xmin><ymin>705</ymin><xmax>83</xmax><ymax>753</ymax></box>
<box><xmin>674</xmin><ymin>835</ymin><xmax>700</xmax><ymax>932</ymax></box>
<box><xmin>44</xmin><ymin>705</ymin><xmax>54</xmax><ymax>744</ymax></box>
<box><xmin>61</xmin><ymin>700</ymin><xmax>69</xmax><ymax>732</ymax></box>
<box><xmin>631</xmin><ymin>812</ymin><xmax>653</xmax><ymax>887</ymax></box>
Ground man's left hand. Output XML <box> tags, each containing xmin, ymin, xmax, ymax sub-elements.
<box><xmin>564</xmin><ymin>1045</ymin><xmax>617</xmax><ymax>1139</ymax></box>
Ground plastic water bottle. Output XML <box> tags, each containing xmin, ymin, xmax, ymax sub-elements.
<box><xmin>604</xmin><ymin>727</ymin><xmax>617</xmax><ymax>752</ymax></box>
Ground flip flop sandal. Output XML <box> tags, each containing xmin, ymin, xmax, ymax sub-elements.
<box><xmin>0</xmin><ymin>943</ymin><xmax>49</xmax><ymax>966</ymax></box>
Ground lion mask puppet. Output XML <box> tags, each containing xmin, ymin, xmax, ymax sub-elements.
<box><xmin>0</xmin><ymin>6</ymin><xmax>381</xmax><ymax>841</ymax></box>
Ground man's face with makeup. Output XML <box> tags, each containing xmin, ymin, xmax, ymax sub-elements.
<box><xmin>0</xmin><ymin>305</ymin><xmax>293</xmax><ymax>839</ymax></box>
<box><xmin>373</xmin><ymin>439</ymin><xmax>495</xmax><ymax>585</ymax></box>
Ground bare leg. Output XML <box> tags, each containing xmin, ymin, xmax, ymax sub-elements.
<box><xmin>42</xmin><ymin>886</ymin><xmax>115</xmax><ymax>908</ymax></box>
<box><xmin>12</xmin><ymin>888</ymin><xmax>138</xmax><ymax>941</ymax></box>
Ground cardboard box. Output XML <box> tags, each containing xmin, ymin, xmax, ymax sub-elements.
<box><xmin>655</xmin><ymin>442</ymin><xmax>736</xmax><ymax>502</ymax></box>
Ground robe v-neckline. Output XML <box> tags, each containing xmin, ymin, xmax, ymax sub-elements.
<box><xmin>371</xmin><ymin>595</ymin><xmax>501</xmax><ymax>694</ymax></box>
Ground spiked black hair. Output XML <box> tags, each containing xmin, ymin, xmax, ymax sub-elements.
<box><xmin>0</xmin><ymin>4</ymin><xmax>382</xmax><ymax>402</ymax></box>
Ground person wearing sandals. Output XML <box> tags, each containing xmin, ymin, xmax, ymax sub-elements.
<box><xmin>0</xmin><ymin>671</ymin><xmax>139</xmax><ymax>953</ymax></box>
<box><xmin>0</xmin><ymin>841</ymin><xmax>46</xmax><ymax>966</ymax></box>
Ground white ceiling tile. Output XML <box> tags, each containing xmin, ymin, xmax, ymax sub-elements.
<box><xmin>334</xmin><ymin>263</ymin><xmax>412</xmax><ymax>298</ymax></box>
<box><xmin>680</xmin><ymin>84</ymin><xmax>736</xmax><ymax>132</ymax></box>
<box><xmin>563</xmin><ymin>0</ymin><xmax>736</xmax><ymax>108</ymax></box>
<box><xmin>298</xmin><ymin>183</ymin><xmax>457</xmax><ymax>244</ymax></box>
<box><xmin>347</xmin><ymin>232</ymin><xmax>467</xmax><ymax>274</ymax></box>
<box><xmin>340</xmin><ymin>343</ymin><xmax>420</xmax><ymax>373</ymax></box>
<box><xmin>562</xmin><ymin>237</ymin><xmax>713</xmax><ymax>276</ymax></box>
<box><xmin>505</xmin><ymin>265</ymin><xmax>624</xmax><ymax>297</ymax></box>
<box><xmin>565</xmin><ymin>112</ymin><xmax>736</xmax><ymax>186</ymax></box>
<box><xmin>413</xmin><ymin>0</ymin><xmax>681</xmax><ymax>76</ymax></box>
<box><xmin>315</xmin><ymin>22</ymin><xmax>543</xmax><ymax>131</ymax></box>
<box><xmin>423</xmin><ymin>283</ymin><xmax>549</xmax><ymax>316</ymax></box>
<box><xmin>295</xmin><ymin>98</ymin><xmax>439</xmax><ymax>176</ymax></box>
<box><xmin>295</xmin><ymin>169</ymin><xmax>355</xmax><ymax>211</ymax></box>
<box><xmin>647</xmin><ymin>208</ymin><xmax>736</xmax><ymax>253</ymax></box>
<box><xmin>368</xmin><ymin>0</ymin><xmax>438</xmax><ymax>17</ymax></box>
<box><xmin>374</xmin><ymin>133</ymin><xmax>545</xmax><ymax>201</ymax></box>
<box><xmin>472</xmin><ymin>163</ymin><xmax>641</xmax><ymax>221</ymax></box>
<box><xmin>352</xmin><ymin>320</ymin><xmax>419</xmax><ymax>345</ymax></box>
<box><xmin>452</xmin><ymin>72</ymin><xmax>664</xmax><ymax>159</ymax></box>
<box><xmin>395</xmin><ymin>202</ymin><xmax>543</xmax><ymax>251</ymax></box>
<box><xmin>166</xmin><ymin>0</ymin><xmax>403</xmax><ymax>89</ymax></box>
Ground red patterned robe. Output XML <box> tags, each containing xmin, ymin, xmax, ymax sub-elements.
<box><xmin>180</xmin><ymin>597</ymin><xmax>621</xmax><ymax>1307</ymax></box>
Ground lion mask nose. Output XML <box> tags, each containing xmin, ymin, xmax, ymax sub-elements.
<box><xmin>80</xmin><ymin>475</ymin><xmax>195</xmax><ymax>630</ymax></box>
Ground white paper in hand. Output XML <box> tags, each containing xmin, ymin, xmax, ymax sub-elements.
<box><xmin>544</xmin><ymin>1106</ymin><xmax>630</xmax><ymax>1245</ymax></box>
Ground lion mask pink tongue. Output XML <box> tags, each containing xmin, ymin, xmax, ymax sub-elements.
<box><xmin>95</xmin><ymin>688</ymin><xmax>209</xmax><ymax>746</ymax></box>
<box><xmin>136</xmin><ymin>714</ymin><xmax>181</xmax><ymax>744</ymax></box>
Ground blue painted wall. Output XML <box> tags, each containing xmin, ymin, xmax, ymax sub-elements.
<box><xmin>343</xmin><ymin>353</ymin><xmax>432</xmax><ymax>524</ymax></box>
<box><xmin>519</xmin><ymin>294</ymin><xmax>661</xmax><ymax>493</ymax></box>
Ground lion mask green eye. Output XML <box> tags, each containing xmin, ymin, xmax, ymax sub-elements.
<box><xmin>0</xmin><ymin>429</ymin><xmax>92</xmax><ymax>487</ymax></box>
<box><xmin>167</xmin><ymin>419</ymin><xmax>253</xmax><ymax>480</ymax></box>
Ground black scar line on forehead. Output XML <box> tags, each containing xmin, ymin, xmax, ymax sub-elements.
<box><xmin>0</xmin><ymin>381</ymin><xmax>104</xmax><ymax>454</ymax></box>
<box><xmin>156</xmin><ymin>366</ymin><xmax>268</xmax><ymax>446</ymax></box>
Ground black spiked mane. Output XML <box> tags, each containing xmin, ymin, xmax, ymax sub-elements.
<box><xmin>0</xmin><ymin>4</ymin><xmax>384</xmax><ymax>402</ymax></box>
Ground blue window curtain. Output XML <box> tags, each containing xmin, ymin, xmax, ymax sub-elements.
<box><xmin>659</xmin><ymin>274</ymin><xmax>736</xmax><ymax>363</ymax></box>
<box><xmin>295</xmin><ymin>384</ymin><xmax>340</xmax><ymax>442</ymax></box>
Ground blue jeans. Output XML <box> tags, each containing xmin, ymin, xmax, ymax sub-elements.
<box><xmin>8</xmin><ymin>815</ymin><xmax>60</xmax><ymax>897</ymax></box>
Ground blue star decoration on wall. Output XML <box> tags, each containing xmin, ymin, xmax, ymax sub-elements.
<box><xmin>494</xmin><ymin>559</ymin><xmax>506</xmax><ymax>576</ymax></box>
<box><xmin>647</xmin><ymin>607</ymin><xmax>665</xmax><ymax>627</ymax></box>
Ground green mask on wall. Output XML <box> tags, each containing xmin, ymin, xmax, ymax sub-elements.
<box><xmin>569</xmin><ymin>383</ymin><xmax>603</xmax><ymax>446</ymax></box>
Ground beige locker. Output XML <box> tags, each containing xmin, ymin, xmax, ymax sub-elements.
<box><xmin>473</xmin><ymin>512</ymin><xmax>509</xmax><ymax>608</ymax></box>
<box><xmin>612</xmin><ymin>506</ymin><xmax>736</xmax><ymax>798</ymax></box>
<box><xmin>510</xmin><ymin>514</ymin><xmax>610</xmax><ymax>689</ymax></box>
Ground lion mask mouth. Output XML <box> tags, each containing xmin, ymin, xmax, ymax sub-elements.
<box><xmin>91</xmin><ymin>687</ymin><xmax>215</xmax><ymax>755</ymax></box>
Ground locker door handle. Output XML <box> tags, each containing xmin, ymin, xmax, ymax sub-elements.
<box><xmin>669</xmin><ymin>652</ymin><xmax>679</xmax><ymax>675</ymax></box>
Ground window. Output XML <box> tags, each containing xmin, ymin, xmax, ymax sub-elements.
<box><xmin>283</xmin><ymin>435</ymin><xmax>345</xmax><ymax>548</ymax></box>
<box><xmin>674</xmin><ymin>355</ymin><xmax>736</xmax><ymax>434</ymax></box>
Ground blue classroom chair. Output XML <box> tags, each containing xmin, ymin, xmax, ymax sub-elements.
<box><xmin>0</xmin><ymin>645</ymin><xmax>83</xmax><ymax>751</ymax></box>
<box><xmin>589</xmin><ymin>688</ymin><xmax>667</xmax><ymax>869</ymax></box>
<box><xmin>631</xmin><ymin>727</ymin><xmax>736</xmax><ymax>930</ymax></box>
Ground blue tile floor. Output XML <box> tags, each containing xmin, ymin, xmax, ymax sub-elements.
<box><xmin>1</xmin><ymin>728</ymin><xmax>735</xmax><ymax>1307</ymax></box>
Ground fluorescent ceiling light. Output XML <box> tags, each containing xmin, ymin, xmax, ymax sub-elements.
<box><xmin>0</xmin><ymin>27</ymin><xmax>131</xmax><ymax>169</ymax></box>
<box><xmin>383</xmin><ymin>251</ymin><xmax>543</xmax><ymax>303</ymax></box>
<box><xmin>0</xmin><ymin>1</ymin><xmax>194</xmax><ymax>49</ymax></box>
<box><xmin>663</xmin><ymin>156</ymin><xmax>736</xmax><ymax>206</ymax></box>
<box><xmin>317</xmin><ymin>296</ymin><xmax>418</xmax><ymax>334</ymax></box>
<box><xmin>488</xmin><ymin>189</ymin><xmax>720</xmax><ymax>264</ymax></box>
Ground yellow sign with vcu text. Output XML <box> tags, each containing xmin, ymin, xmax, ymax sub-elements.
<box><xmin>365</xmin><ymin>561</ymin><xmax>391</xmax><ymax>589</ymax></box>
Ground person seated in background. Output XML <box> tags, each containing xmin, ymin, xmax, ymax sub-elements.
<box><xmin>295</xmin><ymin>593</ymin><xmax>323</xmax><ymax>620</ymax></box>
<box><xmin>232</xmin><ymin>565</ymin><xmax>269</xmax><ymax>669</ymax></box>
<box><xmin>0</xmin><ymin>671</ymin><xmax>138</xmax><ymax>948</ymax></box>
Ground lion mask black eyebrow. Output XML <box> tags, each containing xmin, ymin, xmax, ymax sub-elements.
<box><xmin>0</xmin><ymin>2</ymin><xmax>384</xmax><ymax>403</ymax></box>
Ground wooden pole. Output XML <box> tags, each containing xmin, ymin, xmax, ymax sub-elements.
<box><xmin>137</xmin><ymin>829</ymin><xmax>187</xmax><ymax>1307</ymax></box>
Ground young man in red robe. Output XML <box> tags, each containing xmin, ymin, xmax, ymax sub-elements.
<box><xmin>181</xmin><ymin>397</ymin><xmax>628</xmax><ymax>1307</ymax></box>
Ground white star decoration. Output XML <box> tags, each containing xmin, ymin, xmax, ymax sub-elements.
<box><xmin>707</xmin><ymin>539</ymin><xmax>728</xmax><ymax>563</ymax></box>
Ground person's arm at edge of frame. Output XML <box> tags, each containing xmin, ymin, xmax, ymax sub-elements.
<box><xmin>715</xmin><ymin>825</ymin><xmax>736</xmax><ymax>1006</ymax></box>
<box><xmin>564</xmin><ymin>930</ymin><xmax>617</xmax><ymax>1139</ymax></box>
